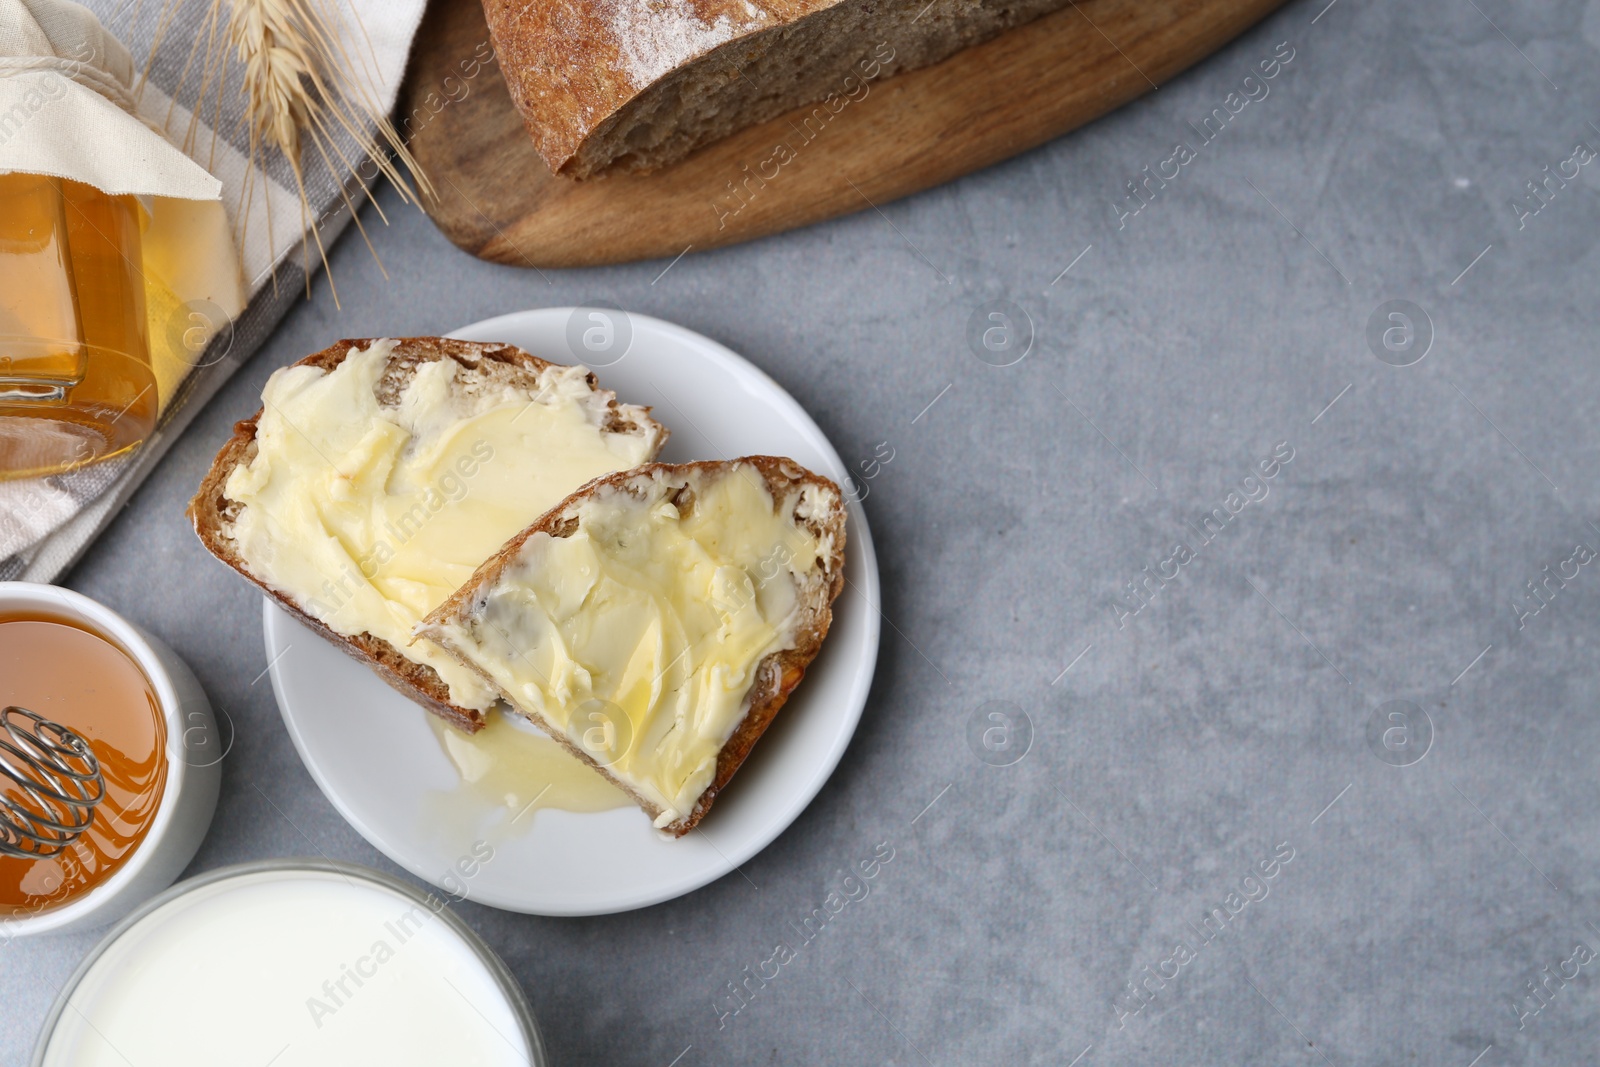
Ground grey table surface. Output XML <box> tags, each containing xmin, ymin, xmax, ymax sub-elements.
<box><xmin>10</xmin><ymin>0</ymin><xmax>1600</xmax><ymax>1062</ymax></box>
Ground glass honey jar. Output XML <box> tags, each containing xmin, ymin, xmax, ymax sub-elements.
<box><xmin>0</xmin><ymin>172</ymin><xmax>158</xmax><ymax>480</ymax></box>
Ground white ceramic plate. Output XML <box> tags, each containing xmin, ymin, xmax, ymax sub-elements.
<box><xmin>264</xmin><ymin>309</ymin><xmax>880</xmax><ymax>916</ymax></box>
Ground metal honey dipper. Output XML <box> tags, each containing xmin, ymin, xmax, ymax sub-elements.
<box><xmin>0</xmin><ymin>705</ymin><xmax>106</xmax><ymax>859</ymax></box>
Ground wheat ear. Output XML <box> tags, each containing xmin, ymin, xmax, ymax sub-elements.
<box><xmin>222</xmin><ymin>0</ymin><xmax>432</xmax><ymax>304</ymax></box>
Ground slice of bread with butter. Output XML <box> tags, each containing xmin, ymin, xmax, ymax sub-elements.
<box><xmin>418</xmin><ymin>458</ymin><xmax>847</xmax><ymax>835</ymax></box>
<box><xmin>189</xmin><ymin>337</ymin><xmax>667</xmax><ymax>733</ymax></box>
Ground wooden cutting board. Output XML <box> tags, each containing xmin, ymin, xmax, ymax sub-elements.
<box><xmin>401</xmin><ymin>0</ymin><xmax>1288</xmax><ymax>268</ymax></box>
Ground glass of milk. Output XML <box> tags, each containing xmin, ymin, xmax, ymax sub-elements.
<box><xmin>33</xmin><ymin>860</ymin><xmax>546</xmax><ymax>1066</ymax></box>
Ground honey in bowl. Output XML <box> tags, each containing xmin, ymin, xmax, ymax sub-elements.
<box><xmin>0</xmin><ymin>612</ymin><xmax>166</xmax><ymax>917</ymax></box>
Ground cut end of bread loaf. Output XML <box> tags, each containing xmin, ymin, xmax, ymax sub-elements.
<box><xmin>187</xmin><ymin>336</ymin><xmax>668</xmax><ymax>735</ymax></box>
<box><xmin>418</xmin><ymin>457</ymin><xmax>848</xmax><ymax>835</ymax></box>
<box><xmin>485</xmin><ymin>0</ymin><xmax>1078</xmax><ymax>178</ymax></box>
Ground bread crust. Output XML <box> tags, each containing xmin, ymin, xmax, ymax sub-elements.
<box><xmin>187</xmin><ymin>336</ymin><xmax>668</xmax><ymax>734</ymax></box>
<box><xmin>482</xmin><ymin>0</ymin><xmax>808</xmax><ymax>176</ymax></box>
<box><xmin>483</xmin><ymin>0</ymin><xmax>1080</xmax><ymax>178</ymax></box>
<box><xmin>418</xmin><ymin>457</ymin><xmax>847</xmax><ymax>835</ymax></box>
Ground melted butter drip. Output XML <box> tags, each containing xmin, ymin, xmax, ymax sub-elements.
<box><xmin>423</xmin><ymin>709</ymin><xmax>629</xmax><ymax>845</ymax></box>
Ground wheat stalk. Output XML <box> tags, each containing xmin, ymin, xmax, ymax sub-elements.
<box><xmin>154</xmin><ymin>0</ymin><xmax>433</xmax><ymax>305</ymax></box>
<box><xmin>230</xmin><ymin>0</ymin><xmax>311</xmax><ymax>164</ymax></box>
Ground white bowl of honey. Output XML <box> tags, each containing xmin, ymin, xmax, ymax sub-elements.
<box><xmin>0</xmin><ymin>582</ymin><xmax>220</xmax><ymax>937</ymax></box>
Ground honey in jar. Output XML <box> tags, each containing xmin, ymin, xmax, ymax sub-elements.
<box><xmin>0</xmin><ymin>173</ymin><xmax>158</xmax><ymax>480</ymax></box>
<box><xmin>0</xmin><ymin>611</ymin><xmax>166</xmax><ymax>917</ymax></box>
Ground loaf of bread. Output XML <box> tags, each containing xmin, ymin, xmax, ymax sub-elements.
<box><xmin>483</xmin><ymin>0</ymin><xmax>1076</xmax><ymax>178</ymax></box>
<box><xmin>418</xmin><ymin>457</ymin><xmax>847</xmax><ymax>834</ymax></box>
<box><xmin>189</xmin><ymin>337</ymin><xmax>667</xmax><ymax>733</ymax></box>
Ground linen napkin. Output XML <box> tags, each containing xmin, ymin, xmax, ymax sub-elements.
<box><xmin>0</xmin><ymin>0</ymin><xmax>428</xmax><ymax>581</ymax></box>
